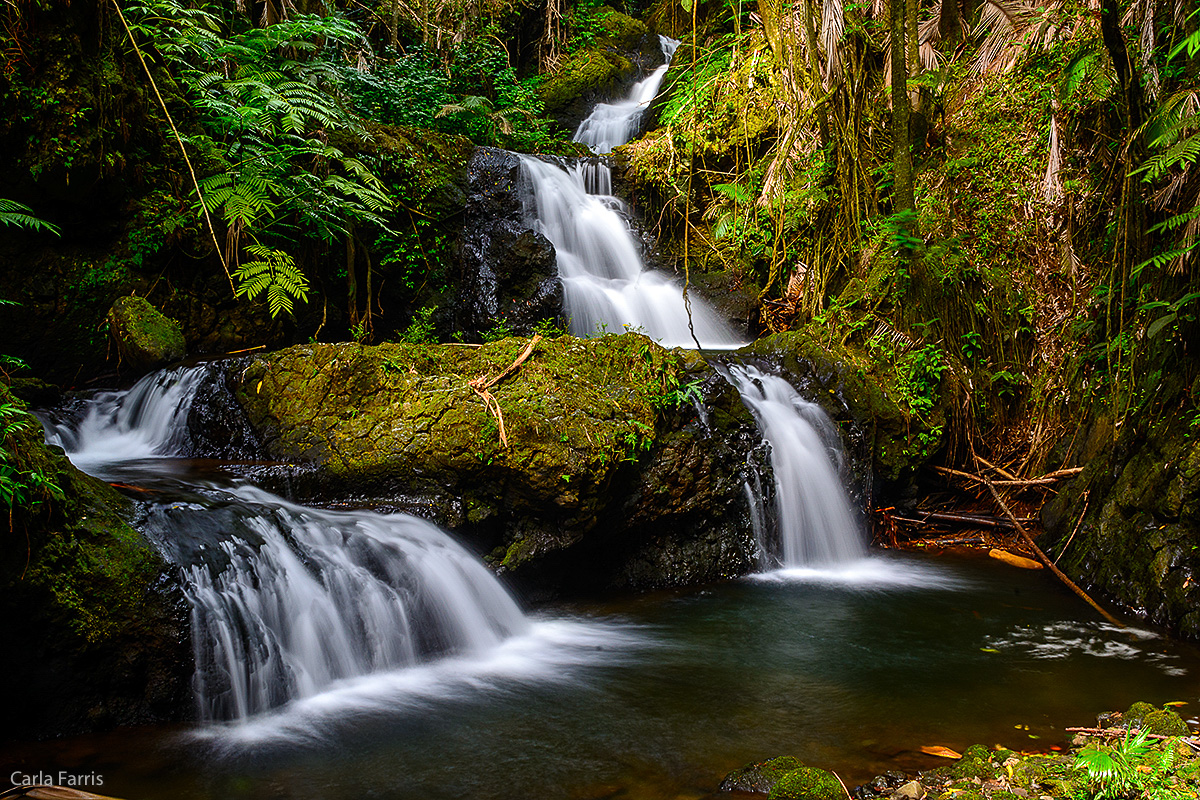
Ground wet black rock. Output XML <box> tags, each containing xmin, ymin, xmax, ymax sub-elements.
<box><xmin>454</xmin><ymin>147</ymin><xmax>563</xmax><ymax>340</ymax></box>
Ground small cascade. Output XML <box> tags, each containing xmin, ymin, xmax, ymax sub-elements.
<box><xmin>726</xmin><ymin>364</ymin><xmax>865</xmax><ymax>567</ymax></box>
<box><xmin>518</xmin><ymin>37</ymin><xmax>744</xmax><ymax>349</ymax></box>
<box><xmin>42</xmin><ymin>366</ymin><xmax>208</xmax><ymax>470</ymax></box>
<box><xmin>148</xmin><ymin>487</ymin><xmax>527</xmax><ymax>722</ymax></box>
<box><xmin>46</xmin><ymin>366</ymin><xmax>530</xmax><ymax>723</ymax></box>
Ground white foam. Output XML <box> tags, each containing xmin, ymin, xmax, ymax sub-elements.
<box><xmin>187</xmin><ymin>616</ymin><xmax>651</xmax><ymax>750</ymax></box>
<box><xmin>748</xmin><ymin>556</ymin><xmax>968</xmax><ymax>591</ymax></box>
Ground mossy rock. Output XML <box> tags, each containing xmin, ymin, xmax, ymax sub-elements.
<box><xmin>107</xmin><ymin>295</ymin><xmax>186</xmax><ymax>373</ymax></box>
<box><xmin>234</xmin><ymin>334</ymin><xmax>761</xmax><ymax>593</ymax></box>
<box><xmin>720</xmin><ymin>756</ymin><xmax>805</xmax><ymax>793</ymax></box>
<box><xmin>1124</xmin><ymin>700</ymin><xmax>1158</xmax><ymax>728</ymax></box>
<box><xmin>1142</xmin><ymin>708</ymin><xmax>1190</xmax><ymax>736</ymax></box>
<box><xmin>0</xmin><ymin>383</ymin><xmax>190</xmax><ymax>736</ymax></box>
<box><xmin>767</xmin><ymin>766</ymin><xmax>844</xmax><ymax>800</ymax></box>
<box><xmin>596</xmin><ymin>7</ymin><xmax>650</xmax><ymax>47</ymax></box>
<box><xmin>950</xmin><ymin>745</ymin><xmax>1000</xmax><ymax>781</ymax></box>
<box><xmin>540</xmin><ymin>48</ymin><xmax>635</xmax><ymax>119</ymax></box>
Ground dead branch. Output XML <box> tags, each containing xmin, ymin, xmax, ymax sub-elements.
<box><xmin>469</xmin><ymin>334</ymin><xmax>542</xmax><ymax>448</ymax></box>
<box><xmin>980</xmin><ymin>476</ymin><xmax>1125</xmax><ymax>628</ymax></box>
<box><xmin>933</xmin><ymin>465</ymin><xmax>1082</xmax><ymax>487</ymax></box>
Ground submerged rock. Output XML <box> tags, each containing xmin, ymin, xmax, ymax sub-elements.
<box><xmin>233</xmin><ymin>334</ymin><xmax>762</xmax><ymax>595</ymax></box>
<box><xmin>106</xmin><ymin>295</ymin><xmax>186</xmax><ymax>373</ymax></box>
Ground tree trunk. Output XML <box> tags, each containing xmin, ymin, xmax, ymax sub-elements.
<box><xmin>890</xmin><ymin>0</ymin><xmax>915</xmax><ymax>214</ymax></box>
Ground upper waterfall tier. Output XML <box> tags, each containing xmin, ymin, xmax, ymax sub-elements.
<box><xmin>519</xmin><ymin>35</ymin><xmax>745</xmax><ymax>349</ymax></box>
<box><xmin>574</xmin><ymin>36</ymin><xmax>680</xmax><ymax>155</ymax></box>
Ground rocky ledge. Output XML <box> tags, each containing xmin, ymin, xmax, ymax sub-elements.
<box><xmin>232</xmin><ymin>333</ymin><xmax>769</xmax><ymax>595</ymax></box>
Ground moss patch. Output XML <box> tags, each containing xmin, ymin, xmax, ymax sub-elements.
<box><xmin>539</xmin><ymin>48</ymin><xmax>636</xmax><ymax>118</ymax></box>
<box><xmin>107</xmin><ymin>295</ymin><xmax>186</xmax><ymax>373</ymax></box>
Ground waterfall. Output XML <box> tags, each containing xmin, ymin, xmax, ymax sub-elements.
<box><xmin>725</xmin><ymin>364</ymin><xmax>865</xmax><ymax>567</ymax></box>
<box><xmin>45</xmin><ymin>366</ymin><xmax>530</xmax><ymax>722</ymax></box>
<box><xmin>149</xmin><ymin>486</ymin><xmax>527</xmax><ymax>722</ymax></box>
<box><xmin>519</xmin><ymin>37</ymin><xmax>744</xmax><ymax>349</ymax></box>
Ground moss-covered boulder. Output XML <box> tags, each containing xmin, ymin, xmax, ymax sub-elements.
<box><xmin>720</xmin><ymin>756</ymin><xmax>806</xmax><ymax>793</ymax></box>
<box><xmin>0</xmin><ymin>383</ymin><xmax>190</xmax><ymax>737</ymax></box>
<box><xmin>538</xmin><ymin>8</ymin><xmax>662</xmax><ymax>129</ymax></box>
<box><xmin>233</xmin><ymin>334</ymin><xmax>762</xmax><ymax>593</ymax></box>
<box><xmin>1123</xmin><ymin>702</ymin><xmax>1190</xmax><ymax>736</ymax></box>
<box><xmin>106</xmin><ymin>295</ymin><xmax>186</xmax><ymax>373</ymax></box>
<box><xmin>768</xmin><ymin>766</ymin><xmax>845</xmax><ymax>800</ymax></box>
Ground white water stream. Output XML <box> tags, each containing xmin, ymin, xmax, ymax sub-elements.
<box><xmin>725</xmin><ymin>364</ymin><xmax>866</xmax><ymax>568</ymax></box>
<box><xmin>520</xmin><ymin>37</ymin><xmax>744</xmax><ymax>348</ymax></box>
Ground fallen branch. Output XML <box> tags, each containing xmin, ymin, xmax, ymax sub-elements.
<box><xmin>979</xmin><ymin>475</ymin><xmax>1125</xmax><ymax>628</ymax></box>
<box><xmin>469</xmin><ymin>334</ymin><xmax>542</xmax><ymax>448</ymax></box>
<box><xmin>934</xmin><ymin>465</ymin><xmax>1080</xmax><ymax>488</ymax></box>
<box><xmin>891</xmin><ymin>511</ymin><xmax>1035</xmax><ymax>529</ymax></box>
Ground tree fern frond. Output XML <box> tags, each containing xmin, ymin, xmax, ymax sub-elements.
<box><xmin>234</xmin><ymin>246</ymin><xmax>308</xmax><ymax>317</ymax></box>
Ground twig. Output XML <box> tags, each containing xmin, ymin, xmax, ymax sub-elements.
<box><xmin>1054</xmin><ymin>489</ymin><xmax>1089</xmax><ymax>566</ymax></box>
<box><xmin>469</xmin><ymin>335</ymin><xmax>542</xmax><ymax>448</ymax></box>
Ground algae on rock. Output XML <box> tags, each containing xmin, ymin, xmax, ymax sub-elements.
<box><xmin>234</xmin><ymin>333</ymin><xmax>762</xmax><ymax>593</ymax></box>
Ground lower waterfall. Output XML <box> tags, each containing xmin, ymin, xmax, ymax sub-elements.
<box><xmin>42</xmin><ymin>366</ymin><xmax>533</xmax><ymax>723</ymax></box>
<box><xmin>725</xmin><ymin>364</ymin><xmax>866</xmax><ymax>568</ymax></box>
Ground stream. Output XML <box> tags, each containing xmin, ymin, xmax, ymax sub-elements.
<box><xmin>4</xmin><ymin>35</ymin><xmax>1200</xmax><ymax>800</ymax></box>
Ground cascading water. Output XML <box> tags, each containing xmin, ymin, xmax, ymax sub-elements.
<box><xmin>725</xmin><ymin>364</ymin><xmax>865</xmax><ymax>568</ymax></box>
<box><xmin>42</xmin><ymin>366</ymin><xmax>530</xmax><ymax>723</ymax></box>
<box><xmin>518</xmin><ymin>37</ymin><xmax>744</xmax><ymax>349</ymax></box>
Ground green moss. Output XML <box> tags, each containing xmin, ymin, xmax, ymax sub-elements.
<box><xmin>107</xmin><ymin>295</ymin><xmax>185</xmax><ymax>372</ymax></box>
<box><xmin>539</xmin><ymin>48</ymin><xmax>634</xmax><ymax>116</ymax></box>
<box><xmin>1142</xmin><ymin>709</ymin><xmax>1190</xmax><ymax>736</ymax></box>
<box><xmin>720</xmin><ymin>756</ymin><xmax>806</xmax><ymax>793</ymax></box>
<box><xmin>768</xmin><ymin>767</ymin><xmax>845</xmax><ymax>800</ymax></box>
<box><xmin>951</xmin><ymin>744</ymin><xmax>1001</xmax><ymax>781</ymax></box>
<box><xmin>595</xmin><ymin>8</ymin><xmax>649</xmax><ymax>47</ymax></box>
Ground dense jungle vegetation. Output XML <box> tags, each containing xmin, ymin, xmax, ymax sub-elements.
<box><xmin>1</xmin><ymin>0</ymin><xmax>1200</xmax><ymax>634</ymax></box>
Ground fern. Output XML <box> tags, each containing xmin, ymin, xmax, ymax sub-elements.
<box><xmin>233</xmin><ymin>245</ymin><xmax>309</xmax><ymax>317</ymax></box>
<box><xmin>0</xmin><ymin>199</ymin><xmax>59</xmax><ymax>235</ymax></box>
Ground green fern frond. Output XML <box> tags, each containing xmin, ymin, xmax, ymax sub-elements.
<box><xmin>234</xmin><ymin>245</ymin><xmax>308</xmax><ymax>317</ymax></box>
<box><xmin>0</xmin><ymin>199</ymin><xmax>60</xmax><ymax>235</ymax></box>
